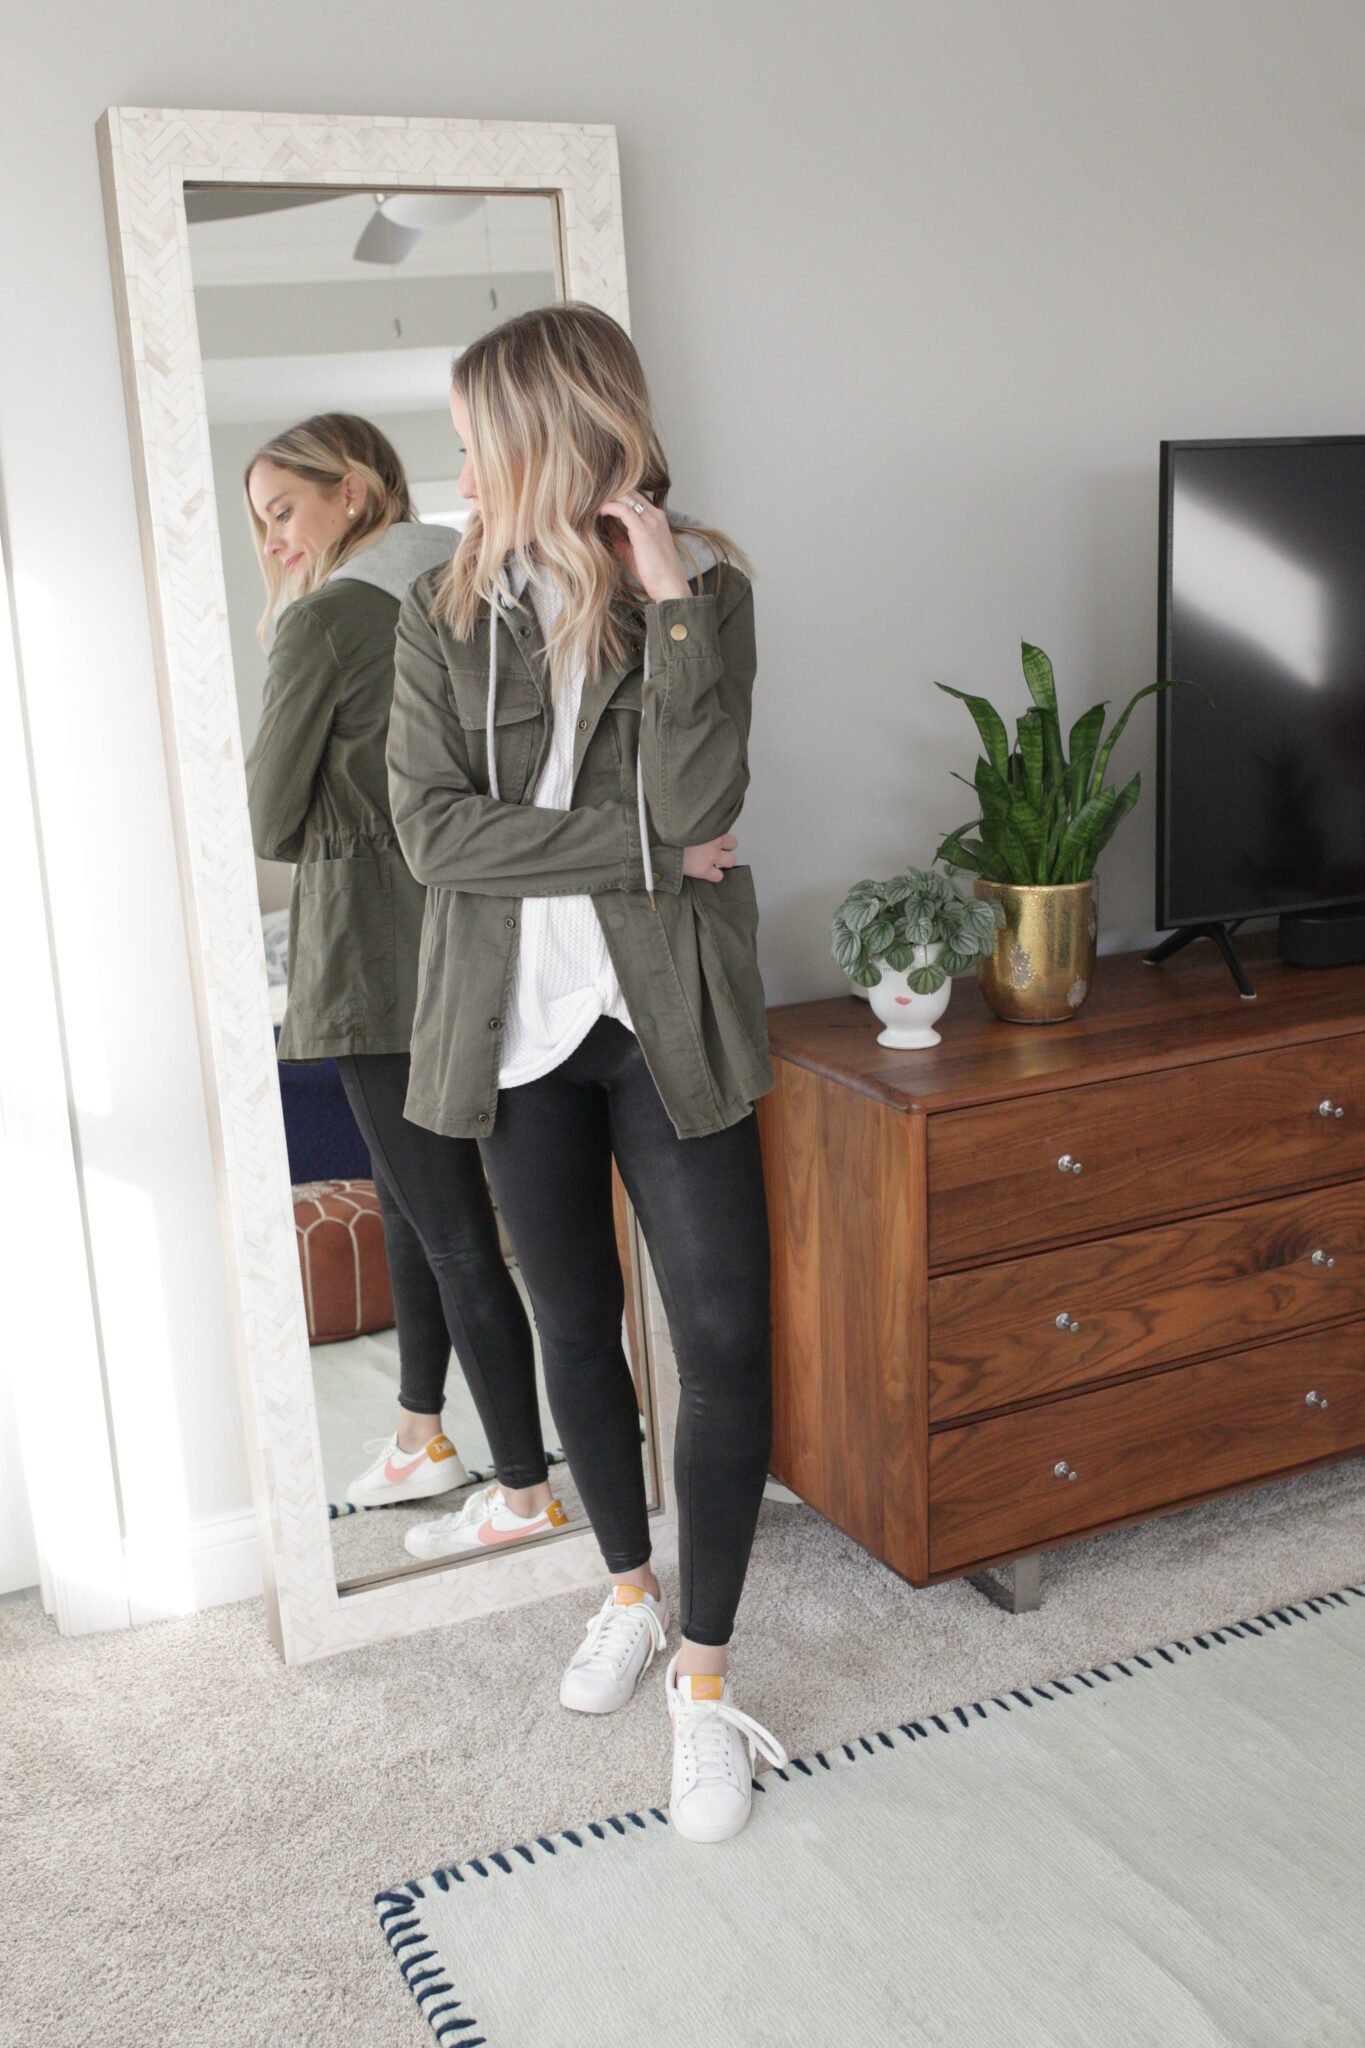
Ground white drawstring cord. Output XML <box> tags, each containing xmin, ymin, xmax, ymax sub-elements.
<box><xmin>636</xmin><ymin>632</ymin><xmax>654</xmax><ymax>905</ymax></box>
<box><xmin>486</xmin><ymin>590</ymin><xmax>502</xmax><ymax>801</ymax></box>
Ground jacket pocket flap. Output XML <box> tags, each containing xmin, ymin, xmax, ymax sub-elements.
<box><xmin>446</xmin><ymin>675</ymin><xmax>541</xmax><ymax>731</ymax></box>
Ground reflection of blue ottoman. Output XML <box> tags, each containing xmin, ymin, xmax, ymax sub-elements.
<box><xmin>273</xmin><ymin>1028</ymin><xmax>372</xmax><ymax>1185</ymax></box>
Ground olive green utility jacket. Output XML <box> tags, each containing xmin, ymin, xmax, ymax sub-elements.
<box><xmin>387</xmin><ymin>555</ymin><xmax>773</xmax><ymax>1140</ymax></box>
<box><xmin>245</xmin><ymin>522</ymin><xmax>457</xmax><ymax>1060</ymax></box>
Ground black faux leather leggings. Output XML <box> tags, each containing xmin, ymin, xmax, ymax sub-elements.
<box><xmin>478</xmin><ymin>1017</ymin><xmax>773</xmax><ymax>1647</ymax></box>
<box><xmin>334</xmin><ymin>1053</ymin><xmax>548</xmax><ymax>1490</ymax></box>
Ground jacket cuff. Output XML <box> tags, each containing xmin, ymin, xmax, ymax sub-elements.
<box><xmin>644</xmin><ymin>592</ymin><xmax>719</xmax><ymax>673</ymax></box>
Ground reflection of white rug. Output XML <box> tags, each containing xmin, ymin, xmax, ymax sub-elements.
<box><xmin>377</xmin><ymin>1583</ymin><xmax>1365</xmax><ymax>2048</ymax></box>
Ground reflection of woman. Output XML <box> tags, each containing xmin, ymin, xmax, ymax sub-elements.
<box><xmin>244</xmin><ymin>414</ymin><xmax>563</xmax><ymax>1543</ymax></box>
<box><xmin>388</xmin><ymin>306</ymin><xmax>788</xmax><ymax>1841</ymax></box>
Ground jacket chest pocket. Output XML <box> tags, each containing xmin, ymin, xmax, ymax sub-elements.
<box><xmin>446</xmin><ymin>676</ymin><xmax>543</xmax><ymax>804</ymax></box>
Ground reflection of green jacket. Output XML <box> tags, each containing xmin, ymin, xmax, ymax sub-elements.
<box><xmin>246</xmin><ymin>521</ymin><xmax>457</xmax><ymax>1061</ymax></box>
<box><xmin>387</xmin><ymin>556</ymin><xmax>773</xmax><ymax>1141</ymax></box>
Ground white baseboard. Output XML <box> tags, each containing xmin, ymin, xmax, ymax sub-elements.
<box><xmin>125</xmin><ymin>1508</ymin><xmax>263</xmax><ymax>1623</ymax></box>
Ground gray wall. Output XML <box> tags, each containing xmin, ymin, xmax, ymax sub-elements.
<box><xmin>4</xmin><ymin>0</ymin><xmax>1362</xmax><ymax>1559</ymax></box>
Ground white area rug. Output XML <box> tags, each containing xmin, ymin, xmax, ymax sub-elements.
<box><xmin>377</xmin><ymin>1583</ymin><xmax>1365</xmax><ymax>2048</ymax></box>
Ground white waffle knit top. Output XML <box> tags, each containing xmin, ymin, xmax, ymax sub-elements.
<box><xmin>496</xmin><ymin>557</ymin><xmax>636</xmax><ymax>1088</ymax></box>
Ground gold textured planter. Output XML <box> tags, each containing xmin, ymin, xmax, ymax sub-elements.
<box><xmin>973</xmin><ymin>877</ymin><xmax>1098</xmax><ymax>1024</ymax></box>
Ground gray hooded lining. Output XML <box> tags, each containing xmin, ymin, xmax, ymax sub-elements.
<box><xmin>328</xmin><ymin>519</ymin><xmax>461</xmax><ymax>602</ymax></box>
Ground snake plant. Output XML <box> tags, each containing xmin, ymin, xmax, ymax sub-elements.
<box><xmin>933</xmin><ymin>642</ymin><xmax>1204</xmax><ymax>885</ymax></box>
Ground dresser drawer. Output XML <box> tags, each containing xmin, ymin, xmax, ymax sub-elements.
<box><xmin>927</xmin><ymin>1036</ymin><xmax>1365</xmax><ymax>1265</ymax></box>
<box><xmin>929</xmin><ymin>1180</ymin><xmax>1365</xmax><ymax>1421</ymax></box>
<box><xmin>929</xmin><ymin>1318</ymin><xmax>1365</xmax><ymax>1572</ymax></box>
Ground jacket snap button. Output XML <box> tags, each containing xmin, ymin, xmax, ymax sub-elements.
<box><xmin>669</xmin><ymin>622</ymin><xmax>689</xmax><ymax>641</ymax></box>
<box><xmin>477</xmin><ymin>1112</ymin><xmax>490</xmax><ymax>1125</ymax></box>
<box><xmin>577</xmin><ymin>716</ymin><xmax>589</xmax><ymax>731</ymax></box>
<box><xmin>488</xmin><ymin>1017</ymin><xmax>502</xmax><ymax>1031</ymax></box>
<box><xmin>504</xmin><ymin>916</ymin><xmax>517</xmax><ymax>929</ymax></box>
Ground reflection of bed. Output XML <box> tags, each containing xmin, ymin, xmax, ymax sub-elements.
<box><xmin>262</xmin><ymin>908</ymin><xmax>372</xmax><ymax>1184</ymax></box>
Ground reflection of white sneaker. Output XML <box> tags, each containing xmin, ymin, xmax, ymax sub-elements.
<box><xmin>403</xmin><ymin>1484</ymin><xmax>567</xmax><ymax>1560</ymax></box>
<box><xmin>559</xmin><ymin>1585</ymin><xmax>669</xmax><ymax>1715</ymax></box>
<box><xmin>345</xmin><ymin>1432</ymin><xmax>470</xmax><ymax>1509</ymax></box>
<box><xmin>665</xmin><ymin>1654</ymin><xmax>788</xmax><ymax>1844</ymax></box>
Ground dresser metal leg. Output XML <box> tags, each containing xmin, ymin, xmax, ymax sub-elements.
<box><xmin>966</xmin><ymin>1552</ymin><xmax>1042</xmax><ymax>1613</ymax></box>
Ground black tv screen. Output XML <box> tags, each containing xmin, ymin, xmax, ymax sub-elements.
<box><xmin>1157</xmin><ymin>436</ymin><xmax>1365</xmax><ymax>930</ymax></box>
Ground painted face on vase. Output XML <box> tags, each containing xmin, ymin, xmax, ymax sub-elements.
<box><xmin>247</xmin><ymin>458</ymin><xmax>367</xmax><ymax>588</ymax></box>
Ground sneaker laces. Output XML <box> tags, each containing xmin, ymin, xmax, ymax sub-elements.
<box><xmin>418</xmin><ymin>1483</ymin><xmax>501</xmax><ymax>1538</ymax></box>
<box><xmin>570</xmin><ymin>1594</ymin><xmax>667</xmax><ymax>1679</ymax></box>
<box><xmin>359</xmin><ymin>1433</ymin><xmax>401</xmax><ymax>1460</ymax></box>
<box><xmin>673</xmin><ymin>1691</ymin><xmax>789</xmax><ymax>1781</ymax></box>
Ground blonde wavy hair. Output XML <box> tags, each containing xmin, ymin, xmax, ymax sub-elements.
<box><xmin>434</xmin><ymin>302</ymin><xmax>750</xmax><ymax>683</ymax></box>
<box><xmin>245</xmin><ymin>413</ymin><xmax>415</xmax><ymax>637</ymax></box>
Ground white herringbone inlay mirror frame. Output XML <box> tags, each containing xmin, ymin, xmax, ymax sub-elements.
<box><xmin>96</xmin><ymin>105</ymin><xmax>679</xmax><ymax>1665</ymax></box>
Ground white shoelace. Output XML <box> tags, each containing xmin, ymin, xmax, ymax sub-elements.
<box><xmin>419</xmin><ymin>1484</ymin><xmax>500</xmax><ymax>1537</ymax></box>
<box><xmin>569</xmin><ymin>1595</ymin><xmax>667</xmax><ymax>1679</ymax></box>
<box><xmin>673</xmin><ymin>1691</ymin><xmax>789</xmax><ymax>1783</ymax></box>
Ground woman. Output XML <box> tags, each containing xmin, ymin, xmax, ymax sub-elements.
<box><xmin>387</xmin><ymin>305</ymin><xmax>788</xmax><ymax>1842</ymax></box>
<box><xmin>243</xmin><ymin>413</ymin><xmax>561</xmax><ymax>1544</ymax></box>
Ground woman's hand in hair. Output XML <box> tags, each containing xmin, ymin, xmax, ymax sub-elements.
<box><xmin>599</xmin><ymin>492</ymin><xmax>690</xmax><ymax>603</ymax></box>
<box><xmin>683</xmin><ymin>833</ymin><xmax>739</xmax><ymax>884</ymax></box>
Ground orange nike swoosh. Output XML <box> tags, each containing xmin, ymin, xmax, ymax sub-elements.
<box><xmin>474</xmin><ymin>1515</ymin><xmax>546</xmax><ymax>1545</ymax></box>
<box><xmin>383</xmin><ymin>1450</ymin><xmax>427</xmax><ymax>1483</ymax></box>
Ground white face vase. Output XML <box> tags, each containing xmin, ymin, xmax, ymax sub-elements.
<box><xmin>866</xmin><ymin>941</ymin><xmax>952</xmax><ymax>1049</ymax></box>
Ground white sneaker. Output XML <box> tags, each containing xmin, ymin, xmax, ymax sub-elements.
<box><xmin>345</xmin><ymin>1431</ymin><xmax>470</xmax><ymax>1509</ymax></box>
<box><xmin>403</xmin><ymin>1484</ymin><xmax>567</xmax><ymax>1560</ymax></box>
<box><xmin>665</xmin><ymin>1653</ymin><xmax>788</xmax><ymax>1844</ymax></box>
<box><xmin>559</xmin><ymin>1585</ymin><xmax>670</xmax><ymax>1715</ymax></box>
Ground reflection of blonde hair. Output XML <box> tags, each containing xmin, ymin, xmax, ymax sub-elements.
<box><xmin>245</xmin><ymin>413</ymin><xmax>414</xmax><ymax>636</ymax></box>
<box><xmin>435</xmin><ymin>302</ymin><xmax>750</xmax><ymax>683</ymax></box>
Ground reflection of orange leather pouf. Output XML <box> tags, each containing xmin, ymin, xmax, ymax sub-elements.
<box><xmin>292</xmin><ymin>1179</ymin><xmax>395</xmax><ymax>1345</ymax></box>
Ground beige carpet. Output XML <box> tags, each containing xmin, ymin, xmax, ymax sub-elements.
<box><xmin>3</xmin><ymin>1458</ymin><xmax>1364</xmax><ymax>2048</ymax></box>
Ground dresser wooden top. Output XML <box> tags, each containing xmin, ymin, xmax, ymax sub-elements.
<box><xmin>766</xmin><ymin>930</ymin><xmax>1365</xmax><ymax>1115</ymax></box>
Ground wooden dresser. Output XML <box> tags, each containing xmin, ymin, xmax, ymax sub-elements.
<box><xmin>758</xmin><ymin>931</ymin><xmax>1365</xmax><ymax>1607</ymax></box>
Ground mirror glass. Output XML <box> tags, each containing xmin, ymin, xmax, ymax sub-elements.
<box><xmin>184</xmin><ymin>184</ymin><xmax>660</xmax><ymax>1590</ymax></box>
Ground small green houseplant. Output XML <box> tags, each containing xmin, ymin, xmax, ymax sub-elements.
<box><xmin>931</xmin><ymin>642</ymin><xmax>1204</xmax><ymax>1022</ymax></box>
<box><xmin>831</xmin><ymin>867</ymin><xmax>1003</xmax><ymax>1048</ymax></box>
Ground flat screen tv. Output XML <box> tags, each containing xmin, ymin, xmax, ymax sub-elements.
<box><xmin>1156</xmin><ymin>436</ymin><xmax>1365</xmax><ymax>950</ymax></box>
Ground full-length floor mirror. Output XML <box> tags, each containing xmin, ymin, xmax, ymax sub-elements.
<box><xmin>99</xmin><ymin>107</ymin><xmax>677</xmax><ymax>1662</ymax></box>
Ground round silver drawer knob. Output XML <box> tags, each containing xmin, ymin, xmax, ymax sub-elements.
<box><xmin>1053</xmin><ymin>1460</ymin><xmax>1078</xmax><ymax>1481</ymax></box>
<box><xmin>1305</xmin><ymin>1389</ymin><xmax>1329</xmax><ymax>1408</ymax></box>
<box><xmin>1311</xmin><ymin>1249</ymin><xmax>1336</xmax><ymax>1268</ymax></box>
<box><xmin>1057</xmin><ymin>1154</ymin><xmax>1084</xmax><ymax>1175</ymax></box>
<box><xmin>1318</xmin><ymin>1100</ymin><xmax>1345</xmax><ymax>1119</ymax></box>
<box><xmin>1055</xmin><ymin>1312</ymin><xmax>1080</xmax><ymax>1332</ymax></box>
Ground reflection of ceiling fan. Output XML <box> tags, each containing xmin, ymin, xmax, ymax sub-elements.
<box><xmin>181</xmin><ymin>184</ymin><xmax>488</xmax><ymax>266</ymax></box>
<box><xmin>353</xmin><ymin>192</ymin><xmax>485</xmax><ymax>265</ymax></box>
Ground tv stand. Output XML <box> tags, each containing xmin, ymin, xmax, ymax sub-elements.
<box><xmin>1143</xmin><ymin>921</ymin><xmax>1257</xmax><ymax>999</ymax></box>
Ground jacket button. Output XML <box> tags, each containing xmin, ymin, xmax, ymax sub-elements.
<box><xmin>651</xmin><ymin>870</ymin><xmax>661</xmax><ymax>886</ymax></box>
<box><xmin>488</xmin><ymin>1017</ymin><xmax>502</xmax><ymax>1031</ymax></box>
<box><xmin>669</xmin><ymin>622</ymin><xmax>689</xmax><ymax>642</ymax></box>
<box><xmin>504</xmin><ymin>916</ymin><xmax>517</xmax><ymax>929</ymax></box>
<box><xmin>477</xmin><ymin>1112</ymin><xmax>490</xmax><ymax>1125</ymax></box>
<box><xmin>577</xmin><ymin>716</ymin><xmax>589</xmax><ymax>730</ymax></box>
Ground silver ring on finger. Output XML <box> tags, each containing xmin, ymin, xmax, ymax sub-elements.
<box><xmin>629</xmin><ymin>499</ymin><xmax>646</xmax><ymax>516</ymax></box>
